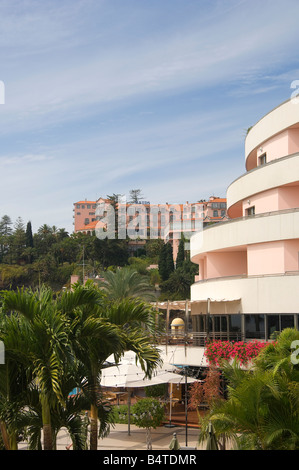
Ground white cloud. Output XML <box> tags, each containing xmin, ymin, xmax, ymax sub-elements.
<box><xmin>1</xmin><ymin>0</ymin><xmax>299</xmax><ymax>135</ymax></box>
<box><xmin>0</xmin><ymin>0</ymin><xmax>299</xmax><ymax>230</ymax></box>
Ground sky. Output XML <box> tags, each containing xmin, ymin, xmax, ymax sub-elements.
<box><xmin>1</xmin><ymin>0</ymin><xmax>299</xmax><ymax>234</ymax></box>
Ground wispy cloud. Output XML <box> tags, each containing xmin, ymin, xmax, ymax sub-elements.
<box><xmin>0</xmin><ymin>0</ymin><xmax>299</xmax><ymax>230</ymax></box>
<box><xmin>0</xmin><ymin>153</ymin><xmax>48</xmax><ymax>166</ymax></box>
<box><xmin>1</xmin><ymin>0</ymin><xmax>299</xmax><ymax>132</ymax></box>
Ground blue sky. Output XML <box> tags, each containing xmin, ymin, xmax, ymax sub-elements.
<box><xmin>1</xmin><ymin>0</ymin><xmax>299</xmax><ymax>233</ymax></box>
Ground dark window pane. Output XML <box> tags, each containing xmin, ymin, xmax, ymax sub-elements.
<box><xmin>281</xmin><ymin>315</ymin><xmax>294</xmax><ymax>330</ymax></box>
<box><xmin>229</xmin><ymin>314</ymin><xmax>241</xmax><ymax>333</ymax></box>
<box><xmin>268</xmin><ymin>315</ymin><xmax>279</xmax><ymax>337</ymax></box>
<box><xmin>214</xmin><ymin>316</ymin><xmax>220</xmax><ymax>332</ymax></box>
<box><xmin>221</xmin><ymin>316</ymin><xmax>227</xmax><ymax>332</ymax></box>
<box><xmin>245</xmin><ymin>314</ymin><xmax>265</xmax><ymax>339</ymax></box>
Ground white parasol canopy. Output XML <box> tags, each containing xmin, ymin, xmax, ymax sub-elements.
<box><xmin>100</xmin><ymin>351</ymin><xmax>201</xmax><ymax>433</ymax></box>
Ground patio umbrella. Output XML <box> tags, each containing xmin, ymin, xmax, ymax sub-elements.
<box><xmin>100</xmin><ymin>353</ymin><xmax>200</xmax><ymax>434</ymax></box>
<box><xmin>100</xmin><ymin>358</ymin><xmax>178</xmax><ymax>435</ymax></box>
<box><xmin>169</xmin><ymin>432</ymin><xmax>181</xmax><ymax>450</ymax></box>
<box><xmin>206</xmin><ymin>421</ymin><xmax>218</xmax><ymax>450</ymax></box>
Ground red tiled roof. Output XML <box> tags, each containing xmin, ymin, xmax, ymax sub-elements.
<box><xmin>74</xmin><ymin>201</ymin><xmax>96</xmax><ymax>205</ymax></box>
<box><xmin>77</xmin><ymin>220</ymin><xmax>106</xmax><ymax>231</ymax></box>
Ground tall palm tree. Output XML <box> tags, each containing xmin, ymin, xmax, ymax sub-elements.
<box><xmin>0</xmin><ymin>312</ymin><xmax>33</xmax><ymax>449</ymax></box>
<box><xmin>98</xmin><ymin>267</ymin><xmax>157</xmax><ymax>302</ymax></box>
<box><xmin>1</xmin><ymin>285</ymin><xmax>100</xmax><ymax>450</ymax></box>
<box><xmin>67</xmin><ymin>282</ymin><xmax>161</xmax><ymax>450</ymax></box>
<box><xmin>1</xmin><ymin>282</ymin><xmax>162</xmax><ymax>451</ymax></box>
<box><xmin>67</xmin><ymin>308</ymin><xmax>123</xmax><ymax>450</ymax></box>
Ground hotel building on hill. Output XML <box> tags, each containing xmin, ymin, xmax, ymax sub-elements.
<box><xmin>73</xmin><ymin>196</ymin><xmax>228</xmax><ymax>260</ymax></box>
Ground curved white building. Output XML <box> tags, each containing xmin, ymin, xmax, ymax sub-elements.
<box><xmin>190</xmin><ymin>99</ymin><xmax>299</xmax><ymax>342</ymax></box>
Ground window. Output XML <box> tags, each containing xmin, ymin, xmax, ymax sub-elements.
<box><xmin>87</xmin><ymin>204</ymin><xmax>91</xmax><ymax>209</ymax></box>
<box><xmin>221</xmin><ymin>210</ymin><xmax>225</xmax><ymax>216</ymax></box>
<box><xmin>229</xmin><ymin>315</ymin><xmax>241</xmax><ymax>333</ymax></box>
<box><xmin>84</xmin><ymin>218</ymin><xmax>89</xmax><ymax>225</ymax></box>
<box><xmin>280</xmin><ymin>315</ymin><xmax>294</xmax><ymax>330</ymax></box>
<box><xmin>259</xmin><ymin>153</ymin><xmax>267</xmax><ymax>165</ymax></box>
<box><xmin>268</xmin><ymin>314</ymin><xmax>294</xmax><ymax>337</ymax></box>
<box><xmin>246</xmin><ymin>206</ymin><xmax>255</xmax><ymax>216</ymax></box>
<box><xmin>213</xmin><ymin>210</ymin><xmax>218</xmax><ymax>217</ymax></box>
<box><xmin>245</xmin><ymin>314</ymin><xmax>265</xmax><ymax>339</ymax></box>
<box><xmin>77</xmin><ymin>204</ymin><xmax>80</xmax><ymax>209</ymax></box>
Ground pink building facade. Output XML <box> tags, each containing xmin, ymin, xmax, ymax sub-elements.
<box><xmin>190</xmin><ymin>100</ymin><xmax>299</xmax><ymax>342</ymax></box>
<box><xmin>73</xmin><ymin>200</ymin><xmax>99</xmax><ymax>233</ymax></box>
<box><xmin>73</xmin><ymin>197</ymin><xmax>228</xmax><ymax>261</ymax></box>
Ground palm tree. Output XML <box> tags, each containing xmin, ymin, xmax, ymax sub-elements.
<box><xmin>67</xmin><ymin>309</ymin><xmax>123</xmax><ymax>450</ymax></box>
<box><xmin>67</xmin><ymin>282</ymin><xmax>161</xmax><ymax>450</ymax></box>
<box><xmin>1</xmin><ymin>285</ymin><xmax>100</xmax><ymax>450</ymax></box>
<box><xmin>37</xmin><ymin>224</ymin><xmax>52</xmax><ymax>236</ymax></box>
<box><xmin>0</xmin><ymin>312</ymin><xmax>33</xmax><ymax>449</ymax></box>
<box><xmin>98</xmin><ymin>267</ymin><xmax>156</xmax><ymax>302</ymax></box>
<box><xmin>1</xmin><ymin>282</ymin><xmax>162</xmax><ymax>451</ymax></box>
<box><xmin>2</xmin><ymin>287</ymin><xmax>69</xmax><ymax>450</ymax></box>
<box><xmin>254</xmin><ymin>328</ymin><xmax>299</xmax><ymax>378</ymax></box>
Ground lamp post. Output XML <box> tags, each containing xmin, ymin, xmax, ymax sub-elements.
<box><xmin>185</xmin><ymin>365</ymin><xmax>188</xmax><ymax>447</ymax></box>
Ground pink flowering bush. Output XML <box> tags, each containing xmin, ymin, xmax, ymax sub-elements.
<box><xmin>204</xmin><ymin>340</ymin><xmax>270</xmax><ymax>366</ymax></box>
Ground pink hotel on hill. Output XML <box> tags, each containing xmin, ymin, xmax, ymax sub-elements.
<box><xmin>73</xmin><ymin>196</ymin><xmax>228</xmax><ymax>260</ymax></box>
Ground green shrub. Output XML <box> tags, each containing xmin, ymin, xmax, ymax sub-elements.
<box><xmin>145</xmin><ymin>383</ymin><xmax>167</xmax><ymax>398</ymax></box>
<box><xmin>111</xmin><ymin>404</ymin><xmax>129</xmax><ymax>424</ymax></box>
<box><xmin>131</xmin><ymin>398</ymin><xmax>165</xmax><ymax>430</ymax></box>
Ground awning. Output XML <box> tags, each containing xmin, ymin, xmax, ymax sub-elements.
<box><xmin>151</xmin><ymin>298</ymin><xmax>241</xmax><ymax>317</ymax></box>
<box><xmin>191</xmin><ymin>298</ymin><xmax>241</xmax><ymax>315</ymax></box>
<box><xmin>152</xmin><ymin>300</ymin><xmax>191</xmax><ymax>311</ymax></box>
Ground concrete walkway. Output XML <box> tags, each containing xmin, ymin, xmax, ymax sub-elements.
<box><xmin>19</xmin><ymin>423</ymin><xmax>206</xmax><ymax>451</ymax></box>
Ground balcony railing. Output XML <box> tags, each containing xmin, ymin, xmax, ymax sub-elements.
<box><xmin>194</xmin><ymin>270</ymin><xmax>299</xmax><ymax>285</ymax></box>
<box><xmin>157</xmin><ymin>330</ymin><xmax>243</xmax><ymax>347</ymax></box>
<box><xmin>197</xmin><ymin>206</ymin><xmax>299</xmax><ymax>235</ymax></box>
<box><xmin>229</xmin><ymin>151</ymin><xmax>299</xmax><ymax>187</ymax></box>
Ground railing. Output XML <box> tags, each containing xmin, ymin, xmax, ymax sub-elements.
<box><xmin>228</xmin><ymin>151</ymin><xmax>299</xmax><ymax>187</ymax></box>
<box><xmin>158</xmin><ymin>331</ymin><xmax>243</xmax><ymax>347</ymax></box>
<box><xmin>195</xmin><ymin>205</ymin><xmax>299</xmax><ymax>235</ymax></box>
<box><xmin>194</xmin><ymin>270</ymin><xmax>299</xmax><ymax>285</ymax></box>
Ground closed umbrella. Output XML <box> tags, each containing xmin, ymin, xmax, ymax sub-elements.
<box><xmin>206</xmin><ymin>421</ymin><xmax>218</xmax><ymax>450</ymax></box>
<box><xmin>169</xmin><ymin>432</ymin><xmax>181</xmax><ymax>450</ymax></box>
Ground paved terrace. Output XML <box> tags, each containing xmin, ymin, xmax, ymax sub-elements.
<box><xmin>18</xmin><ymin>423</ymin><xmax>220</xmax><ymax>451</ymax></box>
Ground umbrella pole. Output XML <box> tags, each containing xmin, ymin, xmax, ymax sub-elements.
<box><xmin>127</xmin><ymin>388</ymin><xmax>131</xmax><ymax>436</ymax></box>
<box><xmin>185</xmin><ymin>367</ymin><xmax>188</xmax><ymax>447</ymax></box>
<box><xmin>164</xmin><ymin>383</ymin><xmax>175</xmax><ymax>428</ymax></box>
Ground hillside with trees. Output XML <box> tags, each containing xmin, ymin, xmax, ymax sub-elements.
<box><xmin>0</xmin><ymin>215</ymin><xmax>197</xmax><ymax>300</ymax></box>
